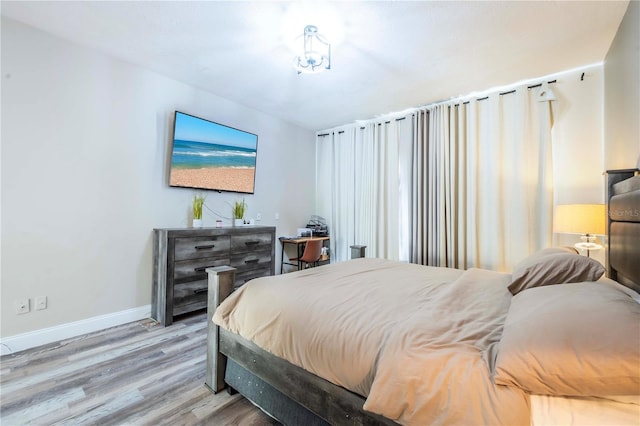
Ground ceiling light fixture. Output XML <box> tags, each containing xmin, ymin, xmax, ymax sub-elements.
<box><xmin>294</xmin><ymin>25</ymin><xmax>331</xmax><ymax>74</ymax></box>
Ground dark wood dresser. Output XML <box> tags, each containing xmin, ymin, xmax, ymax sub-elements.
<box><xmin>152</xmin><ymin>226</ymin><xmax>275</xmax><ymax>325</ymax></box>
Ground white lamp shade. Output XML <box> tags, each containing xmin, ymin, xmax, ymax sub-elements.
<box><xmin>554</xmin><ymin>204</ymin><xmax>606</xmax><ymax>235</ymax></box>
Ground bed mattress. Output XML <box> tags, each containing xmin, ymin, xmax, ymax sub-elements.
<box><xmin>213</xmin><ymin>257</ymin><xmax>640</xmax><ymax>425</ymax></box>
<box><xmin>213</xmin><ymin>258</ymin><xmax>529</xmax><ymax>425</ymax></box>
<box><xmin>531</xmin><ymin>394</ymin><xmax>640</xmax><ymax>425</ymax></box>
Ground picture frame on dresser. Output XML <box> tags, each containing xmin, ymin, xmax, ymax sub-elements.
<box><xmin>152</xmin><ymin>226</ymin><xmax>275</xmax><ymax>326</ymax></box>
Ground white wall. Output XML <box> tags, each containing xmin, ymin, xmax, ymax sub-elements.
<box><xmin>552</xmin><ymin>65</ymin><xmax>606</xmax><ymax>206</ymax></box>
<box><xmin>1</xmin><ymin>18</ymin><xmax>316</xmax><ymax>341</ymax></box>
<box><xmin>604</xmin><ymin>0</ymin><xmax>640</xmax><ymax>170</ymax></box>
<box><xmin>551</xmin><ymin>65</ymin><xmax>607</xmax><ymax>264</ymax></box>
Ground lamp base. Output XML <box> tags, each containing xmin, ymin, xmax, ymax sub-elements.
<box><xmin>575</xmin><ymin>234</ymin><xmax>602</xmax><ymax>257</ymax></box>
<box><xmin>574</xmin><ymin>242</ymin><xmax>603</xmax><ymax>251</ymax></box>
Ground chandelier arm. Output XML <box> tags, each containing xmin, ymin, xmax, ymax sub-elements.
<box><xmin>294</xmin><ymin>25</ymin><xmax>331</xmax><ymax>74</ymax></box>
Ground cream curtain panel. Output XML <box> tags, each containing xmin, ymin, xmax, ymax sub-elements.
<box><xmin>317</xmin><ymin>84</ymin><xmax>554</xmax><ymax>271</ymax></box>
<box><xmin>316</xmin><ymin>129</ymin><xmax>354</xmax><ymax>262</ymax></box>
<box><xmin>316</xmin><ymin>123</ymin><xmax>403</xmax><ymax>262</ymax></box>
<box><xmin>410</xmin><ymin>89</ymin><xmax>554</xmax><ymax>271</ymax></box>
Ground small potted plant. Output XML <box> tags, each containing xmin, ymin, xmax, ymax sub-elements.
<box><xmin>232</xmin><ymin>199</ymin><xmax>246</xmax><ymax>226</ymax></box>
<box><xmin>192</xmin><ymin>194</ymin><xmax>205</xmax><ymax>228</ymax></box>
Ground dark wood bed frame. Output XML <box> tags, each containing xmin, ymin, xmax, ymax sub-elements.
<box><xmin>606</xmin><ymin>169</ymin><xmax>640</xmax><ymax>292</ymax></box>
<box><xmin>204</xmin><ymin>266</ymin><xmax>393</xmax><ymax>425</ymax></box>
<box><xmin>204</xmin><ymin>169</ymin><xmax>640</xmax><ymax>425</ymax></box>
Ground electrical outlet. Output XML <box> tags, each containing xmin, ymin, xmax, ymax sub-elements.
<box><xmin>256</xmin><ymin>212</ymin><xmax>262</xmax><ymax>221</ymax></box>
<box><xmin>15</xmin><ymin>298</ymin><xmax>29</xmax><ymax>314</ymax></box>
<box><xmin>275</xmin><ymin>212</ymin><xmax>280</xmax><ymax>220</ymax></box>
<box><xmin>35</xmin><ymin>296</ymin><xmax>47</xmax><ymax>311</ymax></box>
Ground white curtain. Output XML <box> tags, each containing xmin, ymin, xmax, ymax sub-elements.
<box><xmin>316</xmin><ymin>129</ymin><xmax>356</xmax><ymax>262</ymax></box>
<box><xmin>316</xmin><ymin>122</ymin><xmax>404</xmax><ymax>262</ymax></box>
<box><xmin>354</xmin><ymin>122</ymin><xmax>401</xmax><ymax>260</ymax></box>
<box><xmin>317</xmin><ymin>83</ymin><xmax>554</xmax><ymax>271</ymax></box>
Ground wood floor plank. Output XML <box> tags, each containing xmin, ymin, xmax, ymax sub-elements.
<box><xmin>1</xmin><ymin>387</ymin><xmax>86</xmax><ymax>425</ymax></box>
<box><xmin>0</xmin><ymin>312</ymin><xmax>279</xmax><ymax>425</ymax></box>
<box><xmin>127</xmin><ymin>386</ymin><xmax>239</xmax><ymax>426</ymax></box>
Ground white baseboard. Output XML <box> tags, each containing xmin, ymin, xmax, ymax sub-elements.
<box><xmin>0</xmin><ymin>305</ymin><xmax>151</xmax><ymax>356</ymax></box>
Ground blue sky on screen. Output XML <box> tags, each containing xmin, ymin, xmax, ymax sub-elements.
<box><xmin>174</xmin><ymin>112</ymin><xmax>257</xmax><ymax>150</ymax></box>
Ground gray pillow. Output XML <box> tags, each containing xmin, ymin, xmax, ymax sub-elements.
<box><xmin>495</xmin><ymin>281</ymin><xmax>640</xmax><ymax>396</ymax></box>
<box><xmin>508</xmin><ymin>247</ymin><xmax>604</xmax><ymax>295</ymax></box>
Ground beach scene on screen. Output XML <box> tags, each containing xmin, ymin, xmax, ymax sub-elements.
<box><xmin>170</xmin><ymin>112</ymin><xmax>257</xmax><ymax>193</ymax></box>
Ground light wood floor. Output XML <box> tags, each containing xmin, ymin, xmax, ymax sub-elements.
<box><xmin>0</xmin><ymin>312</ymin><xmax>279</xmax><ymax>425</ymax></box>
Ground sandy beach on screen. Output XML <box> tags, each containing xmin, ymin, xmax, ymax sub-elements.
<box><xmin>170</xmin><ymin>167</ymin><xmax>255</xmax><ymax>193</ymax></box>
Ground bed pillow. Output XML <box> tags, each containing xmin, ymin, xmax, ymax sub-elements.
<box><xmin>508</xmin><ymin>247</ymin><xmax>604</xmax><ymax>295</ymax></box>
<box><xmin>494</xmin><ymin>281</ymin><xmax>640</xmax><ymax>396</ymax></box>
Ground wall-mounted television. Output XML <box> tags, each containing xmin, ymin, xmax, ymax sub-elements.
<box><xmin>169</xmin><ymin>111</ymin><xmax>258</xmax><ymax>194</ymax></box>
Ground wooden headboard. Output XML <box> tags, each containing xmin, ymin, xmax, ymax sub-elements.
<box><xmin>607</xmin><ymin>169</ymin><xmax>640</xmax><ymax>293</ymax></box>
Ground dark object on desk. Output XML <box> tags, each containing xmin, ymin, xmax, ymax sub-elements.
<box><xmin>307</xmin><ymin>227</ymin><xmax>328</xmax><ymax>237</ymax></box>
<box><xmin>297</xmin><ymin>228</ymin><xmax>313</xmax><ymax>238</ymax></box>
<box><xmin>306</xmin><ymin>215</ymin><xmax>328</xmax><ymax>237</ymax></box>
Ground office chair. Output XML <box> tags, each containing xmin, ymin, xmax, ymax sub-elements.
<box><xmin>295</xmin><ymin>239</ymin><xmax>324</xmax><ymax>270</ymax></box>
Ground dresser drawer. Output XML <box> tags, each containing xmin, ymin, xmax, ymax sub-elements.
<box><xmin>174</xmin><ymin>257</ymin><xmax>230</xmax><ymax>283</ymax></box>
<box><xmin>153</xmin><ymin>226</ymin><xmax>275</xmax><ymax>326</ymax></box>
<box><xmin>173</xmin><ymin>279</ymin><xmax>208</xmax><ymax>316</ymax></box>
<box><xmin>230</xmin><ymin>250</ymin><xmax>272</xmax><ymax>273</ymax></box>
<box><xmin>235</xmin><ymin>268</ymin><xmax>272</xmax><ymax>288</ymax></box>
<box><xmin>174</xmin><ymin>236</ymin><xmax>230</xmax><ymax>261</ymax></box>
<box><xmin>231</xmin><ymin>233</ymin><xmax>273</xmax><ymax>253</ymax></box>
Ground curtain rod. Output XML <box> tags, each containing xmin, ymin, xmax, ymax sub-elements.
<box><xmin>319</xmin><ymin>80</ymin><xmax>558</xmax><ymax>133</ymax></box>
<box><xmin>481</xmin><ymin>79</ymin><xmax>557</xmax><ymax>101</ymax></box>
<box><xmin>527</xmin><ymin>79</ymin><xmax>556</xmax><ymax>89</ymax></box>
<box><xmin>320</xmin><ymin>116</ymin><xmax>405</xmax><ymax>136</ymax></box>
<box><xmin>449</xmin><ymin>79</ymin><xmax>558</xmax><ymax>107</ymax></box>
<box><xmin>375</xmin><ymin>116</ymin><xmax>407</xmax><ymax>126</ymax></box>
<box><xmin>350</xmin><ymin>116</ymin><xmax>408</xmax><ymax>130</ymax></box>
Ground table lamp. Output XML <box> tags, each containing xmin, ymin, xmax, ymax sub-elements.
<box><xmin>554</xmin><ymin>204</ymin><xmax>606</xmax><ymax>257</ymax></box>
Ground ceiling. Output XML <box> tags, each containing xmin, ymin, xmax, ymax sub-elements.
<box><xmin>1</xmin><ymin>1</ymin><xmax>629</xmax><ymax>131</ymax></box>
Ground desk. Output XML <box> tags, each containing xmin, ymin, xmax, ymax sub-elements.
<box><xmin>279</xmin><ymin>236</ymin><xmax>330</xmax><ymax>273</ymax></box>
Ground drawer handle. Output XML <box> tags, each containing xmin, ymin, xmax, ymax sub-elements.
<box><xmin>244</xmin><ymin>258</ymin><xmax>259</xmax><ymax>264</ymax></box>
<box><xmin>194</xmin><ymin>288</ymin><xmax>207</xmax><ymax>294</ymax></box>
<box><xmin>194</xmin><ymin>266</ymin><xmax>216</xmax><ymax>272</ymax></box>
<box><xmin>244</xmin><ymin>240</ymin><xmax>260</xmax><ymax>246</ymax></box>
<box><xmin>195</xmin><ymin>244</ymin><xmax>215</xmax><ymax>250</ymax></box>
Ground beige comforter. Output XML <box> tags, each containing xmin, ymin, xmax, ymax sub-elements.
<box><xmin>213</xmin><ymin>258</ymin><xmax>529</xmax><ymax>425</ymax></box>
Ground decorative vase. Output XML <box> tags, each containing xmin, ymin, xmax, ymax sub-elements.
<box><xmin>234</xmin><ymin>218</ymin><xmax>243</xmax><ymax>227</ymax></box>
<box><xmin>193</xmin><ymin>219</ymin><xmax>203</xmax><ymax>228</ymax></box>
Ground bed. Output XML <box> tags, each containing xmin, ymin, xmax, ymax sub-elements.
<box><xmin>204</xmin><ymin>171</ymin><xmax>640</xmax><ymax>425</ymax></box>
